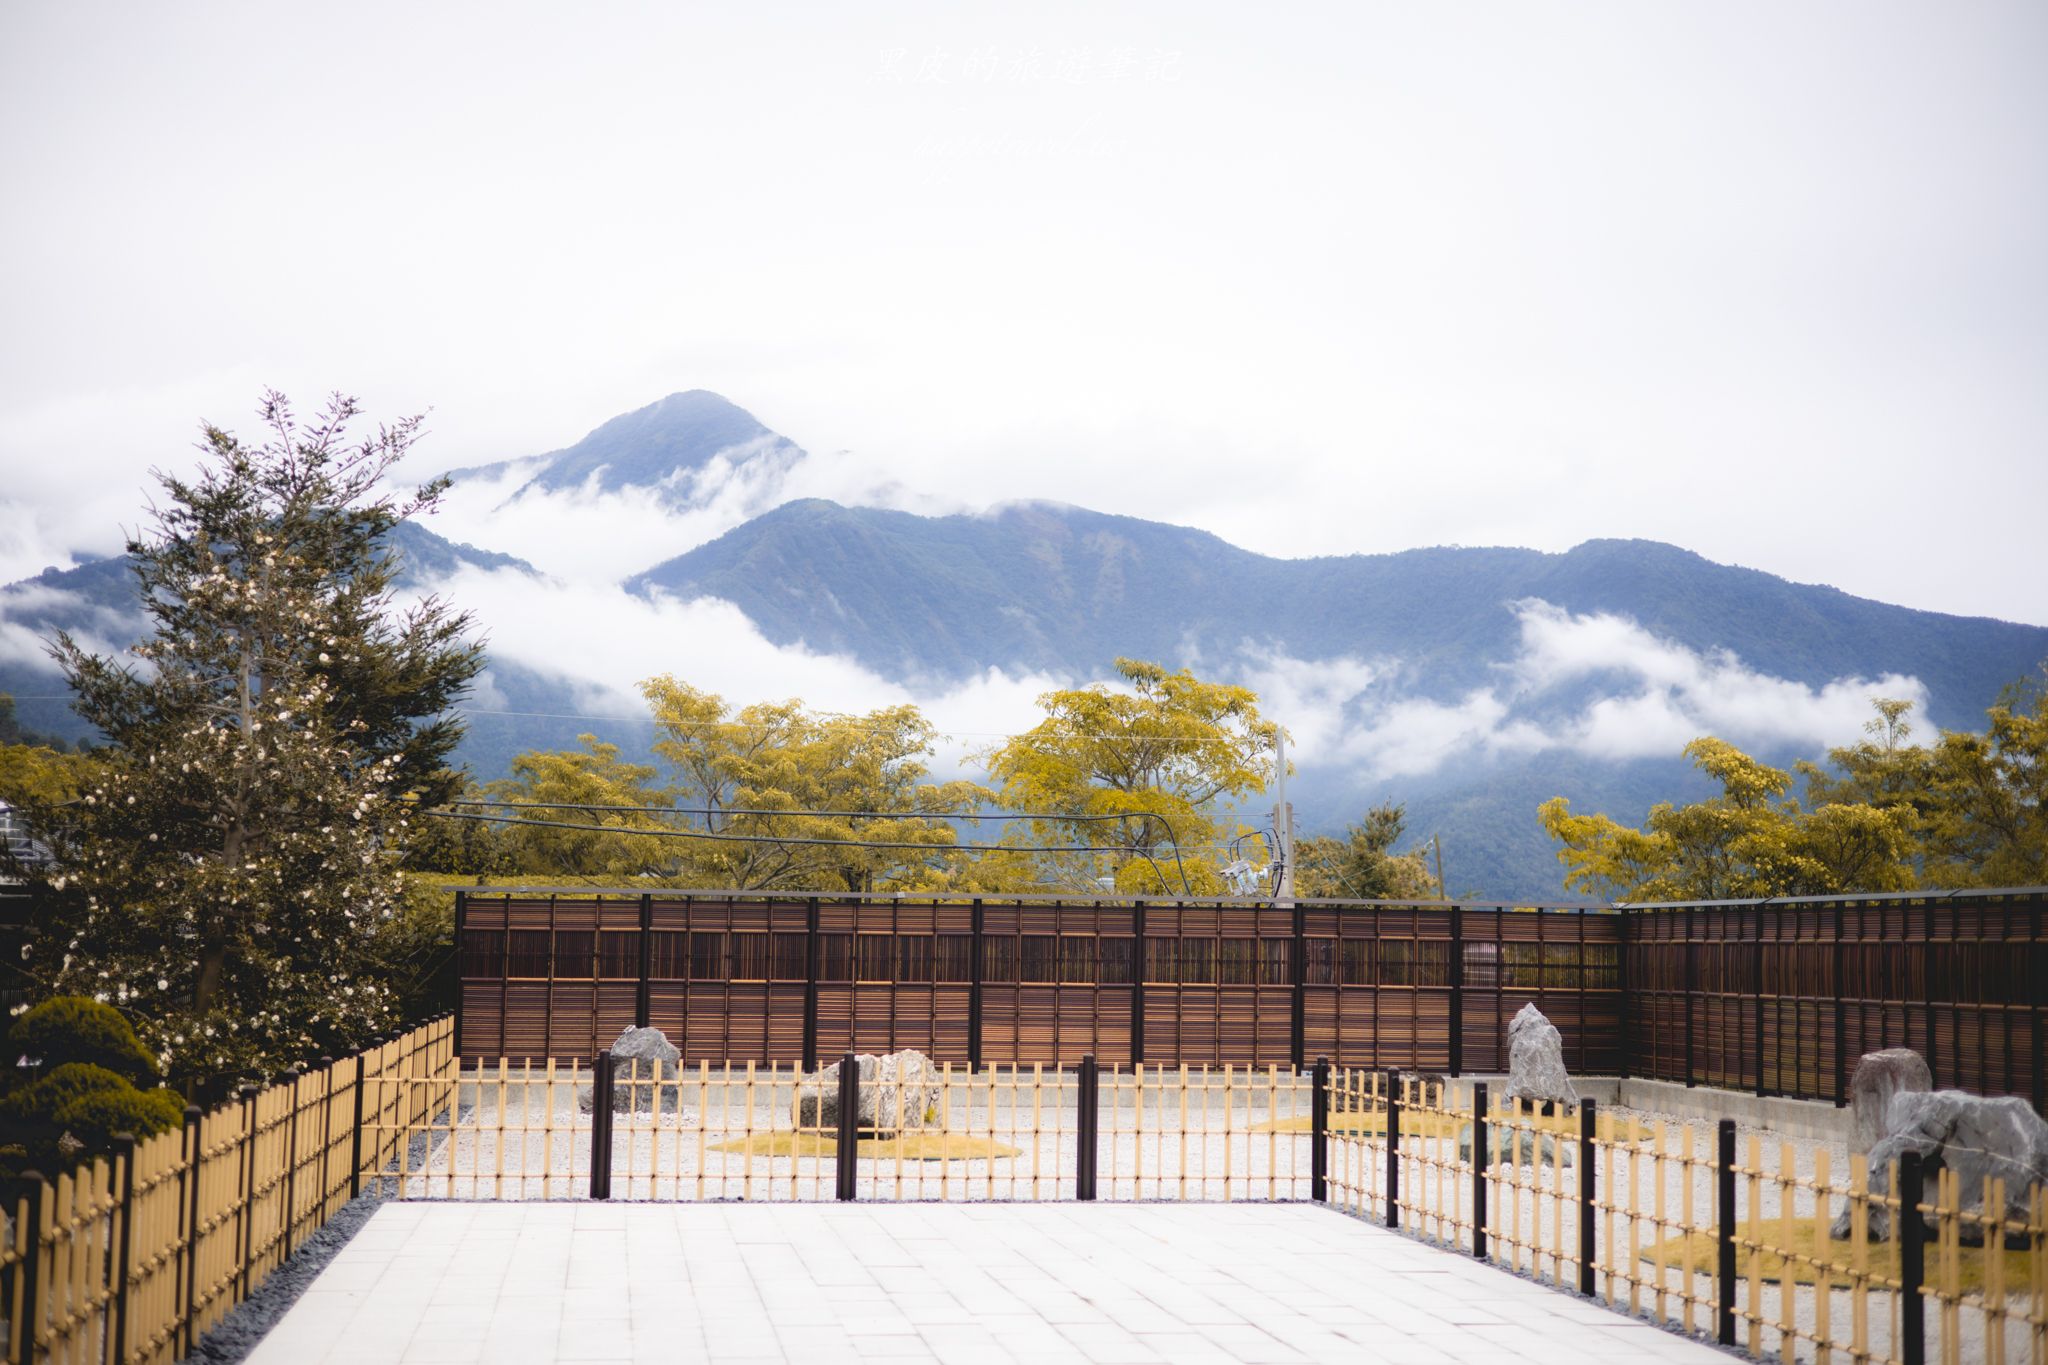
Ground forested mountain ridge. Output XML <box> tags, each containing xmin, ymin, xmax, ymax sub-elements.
<box><xmin>628</xmin><ymin>497</ymin><xmax>2046</xmax><ymax>731</ymax></box>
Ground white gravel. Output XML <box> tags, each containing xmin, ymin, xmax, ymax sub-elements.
<box><xmin>387</xmin><ymin>1068</ymin><xmax>2039</xmax><ymax>1364</ymax></box>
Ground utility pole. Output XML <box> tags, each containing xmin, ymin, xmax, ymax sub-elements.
<box><xmin>1273</xmin><ymin>730</ymin><xmax>1295</xmax><ymax>901</ymax></box>
<box><xmin>1432</xmin><ymin>833</ymin><xmax>1448</xmax><ymax>900</ymax></box>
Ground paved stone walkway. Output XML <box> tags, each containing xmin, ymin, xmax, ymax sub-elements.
<box><xmin>246</xmin><ymin>1202</ymin><xmax>1730</xmax><ymax>1364</ymax></box>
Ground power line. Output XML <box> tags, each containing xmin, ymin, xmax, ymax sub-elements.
<box><xmin>420</xmin><ymin>807</ymin><xmax>1187</xmax><ymax>892</ymax></box>
<box><xmin>421</xmin><ymin>799</ymin><xmax>1198</xmax><ymax>890</ymax></box>
<box><xmin>432</xmin><ymin>798</ymin><xmax>1193</xmax><ymax>831</ymax></box>
<box><xmin>450</xmin><ymin>705</ymin><xmax>1272</xmax><ymax>746</ymax></box>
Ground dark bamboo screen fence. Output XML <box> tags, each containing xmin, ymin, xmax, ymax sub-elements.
<box><xmin>453</xmin><ymin>888</ymin><xmax>2046</xmax><ymax>1108</ymax></box>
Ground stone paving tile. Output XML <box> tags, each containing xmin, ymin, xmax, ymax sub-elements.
<box><xmin>243</xmin><ymin>1202</ymin><xmax>1734</xmax><ymax>1364</ymax></box>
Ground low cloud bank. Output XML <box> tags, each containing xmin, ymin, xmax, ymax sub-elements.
<box><xmin>1243</xmin><ymin>599</ymin><xmax>1927</xmax><ymax>779</ymax></box>
<box><xmin>430</xmin><ymin>565</ymin><xmax>1063</xmax><ymax>779</ymax></box>
<box><xmin>435</xmin><ymin>566</ymin><xmax>1928</xmax><ymax>787</ymax></box>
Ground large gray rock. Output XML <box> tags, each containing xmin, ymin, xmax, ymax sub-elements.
<box><xmin>1501</xmin><ymin>1003</ymin><xmax>1578</xmax><ymax>1107</ymax></box>
<box><xmin>577</xmin><ymin>1026</ymin><xmax>681</xmax><ymax>1113</ymax></box>
<box><xmin>1847</xmin><ymin>1048</ymin><xmax>1932</xmax><ymax>1155</ymax></box>
<box><xmin>1830</xmin><ymin>1090</ymin><xmax>2048</xmax><ymax>1244</ymax></box>
<box><xmin>793</xmin><ymin>1051</ymin><xmax>942</xmax><ymax>1135</ymax></box>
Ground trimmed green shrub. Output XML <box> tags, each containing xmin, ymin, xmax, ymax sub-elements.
<box><xmin>0</xmin><ymin>1062</ymin><xmax>184</xmax><ymax>1174</ymax></box>
<box><xmin>6</xmin><ymin>997</ymin><xmax>158</xmax><ymax>1086</ymax></box>
<box><xmin>0</xmin><ymin>1061</ymin><xmax>131</xmax><ymax>1120</ymax></box>
<box><xmin>52</xmin><ymin>1085</ymin><xmax>186</xmax><ymax>1147</ymax></box>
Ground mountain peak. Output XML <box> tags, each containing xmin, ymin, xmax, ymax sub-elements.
<box><xmin>442</xmin><ymin>390</ymin><xmax>805</xmax><ymax>505</ymax></box>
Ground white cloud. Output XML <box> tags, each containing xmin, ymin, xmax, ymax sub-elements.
<box><xmin>429</xmin><ymin>565</ymin><xmax>1064</xmax><ymax>776</ymax></box>
<box><xmin>1219</xmin><ymin>601</ymin><xmax>1930</xmax><ymax>780</ymax></box>
<box><xmin>0</xmin><ymin>584</ymin><xmax>142</xmax><ymax>672</ymax></box>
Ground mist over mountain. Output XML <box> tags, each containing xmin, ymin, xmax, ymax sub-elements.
<box><xmin>5</xmin><ymin>391</ymin><xmax>2044</xmax><ymax>900</ymax></box>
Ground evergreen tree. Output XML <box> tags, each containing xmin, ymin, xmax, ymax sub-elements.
<box><xmin>19</xmin><ymin>392</ymin><xmax>480</xmax><ymax>1084</ymax></box>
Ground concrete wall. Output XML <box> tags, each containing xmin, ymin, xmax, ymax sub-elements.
<box><xmin>1443</xmin><ymin>1074</ymin><xmax>1852</xmax><ymax>1143</ymax></box>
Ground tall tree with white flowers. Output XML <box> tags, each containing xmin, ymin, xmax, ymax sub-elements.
<box><xmin>19</xmin><ymin>392</ymin><xmax>480</xmax><ymax>1086</ymax></box>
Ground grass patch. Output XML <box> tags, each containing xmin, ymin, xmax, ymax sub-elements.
<box><xmin>1643</xmin><ymin>1222</ymin><xmax>2026</xmax><ymax>1295</ymax></box>
<box><xmin>709</xmin><ymin>1132</ymin><xmax>1021</xmax><ymax>1161</ymax></box>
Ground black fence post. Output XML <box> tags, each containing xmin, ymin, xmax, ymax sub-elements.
<box><xmin>16</xmin><ymin>1174</ymin><xmax>45</xmax><ymax>1362</ymax></box>
<box><xmin>318</xmin><ymin>1057</ymin><xmax>335</xmax><ymax>1222</ymax></box>
<box><xmin>968</xmin><ymin>900</ymin><xmax>985</xmax><ymax>1072</ymax></box>
<box><xmin>1614</xmin><ymin>909</ymin><xmax>1630</xmax><ymax>1080</ymax></box>
<box><xmin>835</xmin><ymin>1052</ymin><xmax>860</xmax><ymax>1201</ymax></box>
<box><xmin>1384</xmin><ymin>1069</ymin><xmax>1401</xmax><ymax>1230</ymax></box>
<box><xmin>1310</xmin><ymin>1056</ymin><xmax>1330</xmax><ymax>1203</ymax></box>
<box><xmin>802</xmin><ymin>897</ymin><xmax>822</xmax><ymax>1072</ymax></box>
<box><xmin>179</xmin><ymin>1105</ymin><xmax>202</xmax><ymax>1355</ymax></box>
<box><xmin>1899</xmin><ymin>1150</ymin><xmax>1927</xmax><ymax>1365</ymax></box>
<box><xmin>1683</xmin><ymin>906</ymin><xmax>1697</xmax><ymax>1088</ymax></box>
<box><xmin>1448</xmin><ymin>904</ymin><xmax>1464</xmax><ymax>1078</ymax></box>
<box><xmin>237</xmin><ymin>1083</ymin><xmax>258</xmax><ymax>1300</ymax></box>
<box><xmin>1471</xmin><ymin>1082</ymin><xmax>1488</xmax><ymax>1261</ymax></box>
<box><xmin>1716</xmin><ymin>1118</ymin><xmax>1736</xmax><ymax>1346</ymax></box>
<box><xmin>2031</xmin><ymin>895</ymin><xmax>2045</xmax><ymax>1116</ymax></box>
<box><xmin>453</xmin><ymin>890</ymin><xmax>467</xmax><ymax>1058</ymax></box>
<box><xmin>1290</xmin><ymin>901</ymin><xmax>1307</xmax><ymax>1072</ymax></box>
<box><xmin>280</xmin><ymin>1071</ymin><xmax>302</xmax><ymax>1258</ymax></box>
<box><xmin>589</xmin><ymin>1050</ymin><xmax>613</xmax><ymax>1200</ymax></box>
<box><xmin>1843</xmin><ymin>900</ymin><xmax>1859</xmax><ymax>1105</ymax></box>
<box><xmin>1130</xmin><ymin>899</ymin><xmax>1146</xmax><ymax>1068</ymax></box>
<box><xmin>1753</xmin><ymin>923</ymin><xmax>1767</xmax><ymax>1097</ymax></box>
<box><xmin>1577</xmin><ymin>1098</ymin><xmax>1597</xmax><ymax>1296</ymax></box>
<box><xmin>1077</xmin><ymin>1054</ymin><xmax>1099</xmax><ymax>1201</ymax></box>
<box><xmin>112</xmin><ymin>1132</ymin><xmax>138</xmax><ymax>1365</ymax></box>
<box><xmin>349</xmin><ymin>1054</ymin><xmax>368</xmax><ymax>1200</ymax></box>
<box><xmin>636</xmin><ymin>893</ymin><xmax>653</xmax><ymax>1030</ymax></box>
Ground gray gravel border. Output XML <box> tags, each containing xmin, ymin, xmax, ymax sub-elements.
<box><xmin>184</xmin><ymin>1120</ymin><xmax>442</xmax><ymax>1362</ymax></box>
<box><xmin>182</xmin><ymin>1188</ymin><xmax>386</xmax><ymax>1363</ymax></box>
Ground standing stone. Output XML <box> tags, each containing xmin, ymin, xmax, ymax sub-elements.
<box><xmin>1500</xmin><ymin>1003</ymin><xmax>1578</xmax><ymax>1107</ymax></box>
<box><xmin>1846</xmin><ymin>1048</ymin><xmax>1932</xmax><ymax>1155</ymax></box>
<box><xmin>577</xmin><ymin>1025</ymin><xmax>681</xmax><ymax>1113</ymax></box>
<box><xmin>1831</xmin><ymin>1090</ymin><xmax>2048</xmax><ymax>1243</ymax></box>
<box><xmin>793</xmin><ymin>1051</ymin><xmax>942</xmax><ymax>1134</ymax></box>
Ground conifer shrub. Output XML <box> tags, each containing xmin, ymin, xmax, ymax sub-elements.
<box><xmin>7</xmin><ymin>996</ymin><xmax>159</xmax><ymax>1085</ymax></box>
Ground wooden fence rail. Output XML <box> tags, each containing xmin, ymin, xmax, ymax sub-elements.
<box><xmin>2</xmin><ymin>1016</ymin><xmax>456</xmax><ymax>1365</ymax></box>
<box><xmin>450</xmin><ymin>887</ymin><xmax>2048</xmax><ymax>1108</ymax></box>
<box><xmin>452</xmin><ymin>891</ymin><xmax>1629</xmax><ymax>1076</ymax></box>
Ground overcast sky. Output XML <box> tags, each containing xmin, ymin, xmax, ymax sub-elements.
<box><xmin>3</xmin><ymin>1</ymin><xmax>2044</xmax><ymax>626</ymax></box>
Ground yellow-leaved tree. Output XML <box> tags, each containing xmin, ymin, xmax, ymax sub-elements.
<box><xmin>979</xmin><ymin>658</ymin><xmax>1279</xmax><ymax>894</ymax></box>
<box><xmin>1539</xmin><ymin>734</ymin><xmax>1919</xmax><ymax>901</ymax></box>
<box><xmin>638</xmin><ymin>676</ymin><xmax>990</xmax><ymax>892</ymax></box>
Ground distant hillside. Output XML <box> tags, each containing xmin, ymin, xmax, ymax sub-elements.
<box><xmin>628</xmin><ymin>498</ymin><xmax>2048</xmax><ymax>732</ymax></box>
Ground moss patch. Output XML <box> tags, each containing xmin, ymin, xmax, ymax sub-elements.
<box><xmin>1252</xmin><ymin>1110</ymin><xmax>1579</xmax><ymax>1142</ymax></box>
<box><xmin>1643</xmin><ymin>1221</ymin><xmax>2026</xmax><ymax>1296</ymax></box>
<box><xmin>709</xmin><ymin>1132</ymin><xmax>1021</xmax><ymax>1161</ymax></box>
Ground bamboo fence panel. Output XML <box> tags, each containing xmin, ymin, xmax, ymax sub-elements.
<box><xmin>2</xmin><ymin>1015</ymin><xmax>452</xmax><ymax>1365</ymax></box>
<box><xmin>7</xmin><ymin>1011</ymin><xmax>2045</xmax><ymax>1365</ymax></box>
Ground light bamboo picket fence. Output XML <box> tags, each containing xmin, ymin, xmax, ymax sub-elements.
<box><xmin>2</xmin><ymin>1016</ymin><xmax>456</xmax><ymax>1365</ymax></box>
<box><xmin>365</xmin><ymin>1052</ymin><xmax>1317</xmax><ymax>1203</ymax></box>
<box><xmin>9</xmin><ymin>1025</ymin><xmax>2041</xmax><ymax>1365</ymax></box>
<box><xmin>1325</xmin><ymin>1070</ymin><xmax>2048</xmax><ymax>1365</ymax></box>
